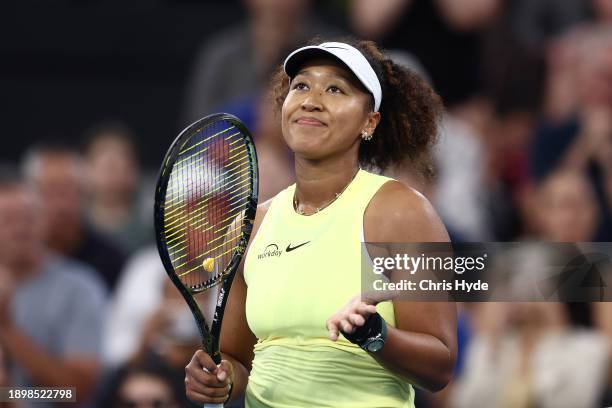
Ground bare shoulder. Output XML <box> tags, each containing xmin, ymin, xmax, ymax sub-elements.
<box><xmin>253</xmin><ymin>198</ymin><xmax>273</xmax><ymax>231</ymax></box>
<box><xmin>364</xmin><ymin>180</ymin><xmax>449</xmax><ymax>242</ymax></box>
<box><xmin>257</xmin><ymin>198</ymin><xmax>274</xmax><ymax>213</ymax></box>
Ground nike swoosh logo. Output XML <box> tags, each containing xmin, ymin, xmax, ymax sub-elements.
<box><xmin>286</xmin><ymin>241</ymin><xmax>310</xmax><ymax>252</ymax></box>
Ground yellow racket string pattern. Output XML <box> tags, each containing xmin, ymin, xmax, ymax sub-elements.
<box><xmin>163</xmin><ymin>180</ymin><xmax>251</xmax><ymax>248</ymax></box>
<box><xmin>175</xmin><ymin>127</ymin><xmax>237</xmax><ymax>163</ymax></box>
<box><xmin>164</xmin><ymin>136</ymin><xmax>244</xmax><ymax>197</ymax></box>
<box><xmin>162</xmin><ymin>119</ymin><xmax>252</xmax><ymax>290</ymax></box>
<box><xmin>163</xmin><ymin>160</ymin><xmax>250</xmax><ymax>226</ymax></box>
<box><xmin>171</xmin><ymin>212</ymin><xmax>244</xmax><ymax>268</ymax></box>
<box><xmin>166</xmin><ymin>192</ymin><xmax>250</xmax><ymax>254</ymax></box>
<box><xmin>164</xmin><ymin>168</ymin><xmax>250</xmax><ymax>230</ymax></box>
<box><xmin>163</xmin><ymin>139</ymin><xmax>246</xmax><ymax>210</ymax></box>
<box><xmin>164</xmin><ymin>143</ymin><xmax>246</xmax><ymax>207</ymax></box>
<box><xmin>169</xmin><ymin>222</ymin><xmax>242</xmax><ymax>264</ymax></box>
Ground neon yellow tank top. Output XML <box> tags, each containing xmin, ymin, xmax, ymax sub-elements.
<box><xmin>244</xmin><ymin>169</ymin><xmax>415</xmax><ymax>408</ymax></box>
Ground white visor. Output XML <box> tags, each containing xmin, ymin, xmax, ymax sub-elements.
<box><xmin>283</xmin><ymin>41</ymin><xmax>382</xmax><ymax>112</ymax></box>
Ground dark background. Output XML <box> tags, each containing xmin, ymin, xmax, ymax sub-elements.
<box><xmin>1</xmin><ymin>1</ymin><xmax>342</xmax><ymax>168</ymax></box>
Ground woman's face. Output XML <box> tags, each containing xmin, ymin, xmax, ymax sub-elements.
<box><xmin>281</xmin><ymin>58</ymin><xmax>379</xmax><ymax>161</ymax></box>
<box><xmin>537</xmin><ymin>171</ymin><xmax>598</xmax><ymax>242</ymax></box>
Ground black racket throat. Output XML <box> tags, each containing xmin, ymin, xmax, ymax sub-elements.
<box><xmin>154</xmin><ymin>113</ymin><xmax>258</xmax><ymax>363</ymax></box>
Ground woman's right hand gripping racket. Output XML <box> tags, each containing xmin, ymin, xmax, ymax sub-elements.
<box><xmin>154</xmin><ymin>113</ymin><xmax>258</xmax><ymax>407</ymax></box>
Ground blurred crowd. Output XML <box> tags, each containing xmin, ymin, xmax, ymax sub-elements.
<box><xmin>1</xmin><ymin>0</ymin><xmax>612</xmax><ymax>407</ymax></box>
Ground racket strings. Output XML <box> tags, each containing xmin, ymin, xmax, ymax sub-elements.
<box><xmin>175</xmin><ymin>126</ymin><xmax>238</xmax><ymax>164</ymax></box>
<box><xmin>171</xmin><ymin>223</ymin><xmax>243</xmax><ymax>267</ymax></box>
<box><xmin>163</xmin><ymin>119</ymin><xmax>251</xmax><ymax>290</ymax></box>
<box><xmin>168</xmin><ymin>195</ymin><xmax>249</xmax><ymax>258</ymax></box>
<box><xmin>166</xmin><ymin>193</ymin><xmax>250</xmax><ymax>255</ymax></box>
<box><xmin>164</xmin><ymin>145</ymin><xmax>247</xmax><ymax>209</ymax></box>
<box><xmin>164</xmin><ymin>172</ymin><xmax>251</xmax><ymax>232</ymax></box>
<box><xmin>164</xmin><ymin>143</ymin><xmax>247</xmax><ymax>207</ymax></box>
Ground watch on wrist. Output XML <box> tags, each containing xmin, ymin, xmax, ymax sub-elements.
<box><xmin>361</xmin><ymin>319</ymin><xmax>387</xmax><ymax>352</ymax></box>
<box><xmin>341</xmin><ymin>312</ymin><xmax>387</xmax><ymax>353</ymax></box>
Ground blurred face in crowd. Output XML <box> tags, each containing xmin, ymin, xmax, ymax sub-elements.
<box><xmin>86</xmin><ymin>134</ymin><xmax>138</xmax><ymax>202</ymax></box>
<box><xmin>435</xmin><ymin>0</ymin><xmax>501</xmax><ymax>31</ymax></box>
<box><xmin>537</xmin><ymin>171</ymin><xmax>598</xmax><ymax>242</ymax></box>
<box><xmin>116</xmin><ymin>373</ymin><xmax>178</xmax><ymax>408</ymax></box>
<box><xmin>281</xmin><ymin>59</ymin><xmax>377</xmax><ymax>161</ymax></box>
<box><xmin>245</xmin><ymin>0</ymin><xmax>308</xmax><ymax>17</ymax></box>
<box><xmin>244</xmin><ymin>0</ymin><xmax>311</xmax><ymax>73</ymax></box>
<box><xmin>578</xmin><ymin>38</ymin><xmax>612</xmax><ymax>108</ymax></box>
<box><xmin>0</xmin><ymin>185</ymin><xmax>43</xmax><ymax>271</ymax></box>
<box><xmin>350</xmin><ymin>0</ymin><xmax>411</xmax><ymax>40</ymax></box>
<box><xmin>593</xmin><ymin>0</ymin><xmax>612</xmax><ymax>21</ymax></box>
<box><xmin>505</xmin><ymin>302</ymin><xmax>565</xmax><ymax>329</ymax></box>
<box><xmin>26</xmin><ymin>152</ymin><xmax>85</xmax><ymax>249</ymax></box>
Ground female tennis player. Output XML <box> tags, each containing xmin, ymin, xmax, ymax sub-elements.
<box><xmin>184</xmin><ymin>39</ymin><xmax>457</xmax><ymax>407</ymax></box>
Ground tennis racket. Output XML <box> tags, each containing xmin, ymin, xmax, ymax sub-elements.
<box><xmin>154</xmin><ymin>113</ymin><xmax>258</xmax><ymax>408</ymax></box>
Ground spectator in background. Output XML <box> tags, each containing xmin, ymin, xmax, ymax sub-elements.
<box><xmin>380</xmin><ymin>47</ymin><xmax>491</xmax><ymax>241</ymax></box>
<box><xmin>103</xmin><ymin>271</ymin><xmax>201</xmax><ymax>407</ymax></box>
<box><xmin>99</xmin><ymin>365</ymin><xmax>181</xmax><ymax>408</ymax></box>
<box><xmin>0</xmin><ymin>165</ymin><xmax>106</xmax><ymax>406</ymax></box>
<box><xmin>350</xmin><ymin>0</ymin><xmax>566</xmax><ymax>241</ymax></box>
<box><xmin>433</xmin><ymin>112</ymin><xmax>491</xmax><ymax>241</ymax></box>
<box><xmin>532</xmin><ymin>26</ymin><xmax>612</xmax><ymax>240</ymax></box>
<box><xmin>21</xmin><ymin>143</ymin><xmax>127</xmax><ymax>291</ymax></box>
<box><xmin>534</xmin><ymin>170</ymin><xmax>612</xmax><ymax>404</ymax></box>
<box><xmin>450</xmin><ymin>302</ymin><xmax>609</xmax><ymax>408</ymax></box>
<box><xmin>83</xmin><ymin>121</ymin><xmax>153</xmax><ymax>253</ymax></box>
<box><xmin>349</xmin><ymin>0</ymin><xmax>497</xmax><ymax>106</ymax></box>
<box><xmin>103</xmin><ymin>248</ymin><xmax>228</xmax><ymax>406</ymax></box>
<box><xmin>183</xmin><ymin>0</ymin><xmax>340</xmax><ymax>125</ymax></box>
<box><xmin>349</xmin><ymin>0</ymin><xmax>514</xmax><ymax>241</ymax></box>
<box><xmin>128</xmin><ymin>280</ymin><xmax>200</xmax><ymax>390</ymax></box>
<box><xmin>103</xmin><ymin>247</ymin><xmax>210</xmax><ymax>397</ymax></box>
<box><xmin>501</xmin><ymin>0</ymin><xmax>587</xmax><ymax>52</ymax></box>
<box><xmin>449</xmin><ymin>169</ymin><xmax>611</xmax><ymax>408</ymax></box>
<box><xmin>103</xmin><ymin>247</ymin><xmax>167</xmax><ymax>369</ymax></box>
<box><xmin>593</xmin><ymin>0</ymin><xmax>612</xmax><ymax>23</ymax></box>
<box><xmin>535</xmin><ymin>170</ymin><xmax>600</xmax><ymax>242</ymax></box>
<box><xmin>349</xmin><ymin>0</ymin><xmax>413</xmax><ymax>42</ymax></box>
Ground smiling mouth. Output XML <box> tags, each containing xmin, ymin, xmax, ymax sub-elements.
<box><xmin>295</xmin><ymin>117</ymin><xmax>327</xmax><ymax>127</ymax></box>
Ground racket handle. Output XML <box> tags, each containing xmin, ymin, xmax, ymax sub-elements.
<box><xmin>202</xmin><ymin>367</ymin><xmax>226</xmax><ymax>408</ymax></box>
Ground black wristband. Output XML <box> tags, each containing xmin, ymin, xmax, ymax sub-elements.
<box><xmin>341</xmin><ymin>312</ymin><xmax>383</xmax><ymax>345</ymax></box>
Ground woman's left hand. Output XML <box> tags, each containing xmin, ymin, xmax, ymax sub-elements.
<box><xmin>326</xmin><ymin>295</ymin><xmax>378</xmax><ymax>341</ymax></box>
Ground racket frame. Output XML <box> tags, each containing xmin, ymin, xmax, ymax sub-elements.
<box><xmin>154</xmin><ymin>113</ymin><xmax>258</xmax><ymax>364</ymax></box>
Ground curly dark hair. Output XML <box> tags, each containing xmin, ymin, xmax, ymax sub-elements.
<box><xmin>270</xmin><ymin>37</ymin><xmax>443</xmax><ymax>179</ymax></box>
